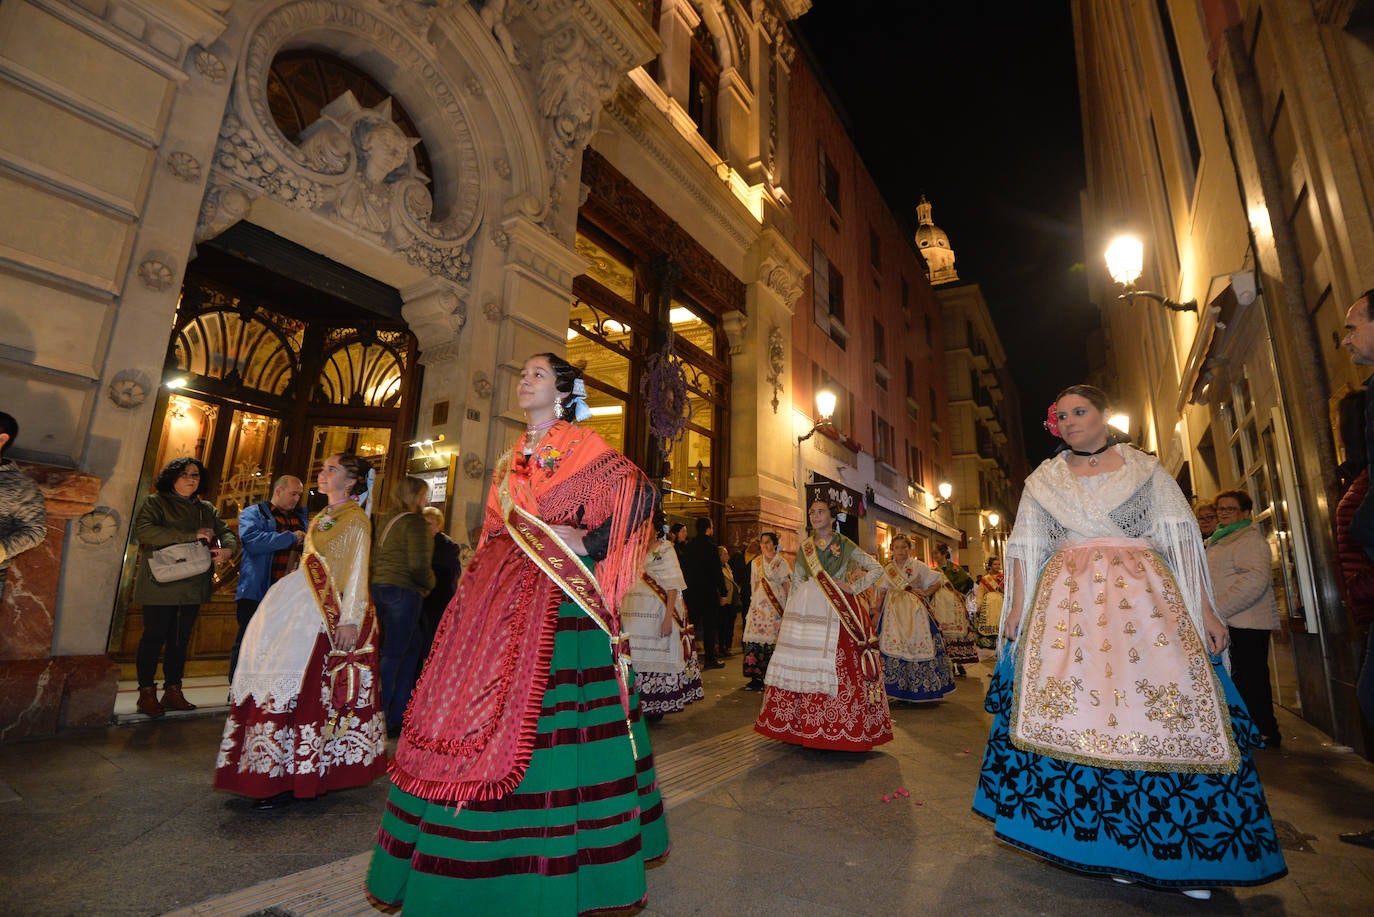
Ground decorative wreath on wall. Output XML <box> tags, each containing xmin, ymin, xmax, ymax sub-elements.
<box><xmin>641</xmin><ymin>338</ymin><xmax>690</xmax><ymax>459</ymax></box>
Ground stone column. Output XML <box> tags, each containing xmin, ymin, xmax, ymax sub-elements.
<box><xmin>0</xmin><ymin>465</ymin><xmax>113</xmax><ymax>741</ymax></box>
<box><xmin>656</xmin><ymin>0</ymin><xmax>700</xmax><ymax>110</ymax></box>
<box><xmin>725</xmin><ymin>226</ymin><xmax>808</xmax><ymax>550</ymax></box>
<box><xmin>717</xmin><ymin>66</ymin><xmax>757</xmax><ymax>174</ymax></box>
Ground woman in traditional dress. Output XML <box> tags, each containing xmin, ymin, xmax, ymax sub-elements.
<box><xmin>742</xmin><ymin>531</ymin><xmax>791</xmax><ymax>691</ymax></box>
<box><xmin>622</xmin><ymin>523</ymin><xmax>703</xmax><ymax>719</ymax></box>
<box><xmin>928</xmin><ymin>563</ymin><xmax>979</xmax><ymax>676</ymax></box>
<box><xmin>367</xmin><ymin>353</ymin><xmax>665</xmax><ymax>915</ymax></box>
<box><xmin>754</xmin><ymin>498</ymin><xmax>892</xmax><ymax>751</ymax></box>
<box><xmin>972</xmin><ymin>555</ymin><xmax>1004</xmax><ymax>651</ymax></box>
<box><xmin>973</xmin><ymin>385</ymin><xmax>1287</xmax><ymax>898</ymax></box>
<box><xmin>874</xmin><ymin>534</ymin><xmax>954</xmax><ymax>703</ymax></box>
<box><xmin>215</xmin><ymin>452</ymin><xmax>385</xmax><ymax>810</ymax></box>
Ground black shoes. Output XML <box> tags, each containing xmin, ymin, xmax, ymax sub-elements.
<box><xmin>704</xmin><ymin>660</ymin><xmax>726</xmax><ymax>670</ymax></box>
<box><xmin>253</xmin><ymin>792</ymin><xmax>295</xmax><ymax>811</ymax></box>
<box><xmin>1340</xmin><ymin>828</ymin><xmax>1374</xmax><ymax>849</ymax></box>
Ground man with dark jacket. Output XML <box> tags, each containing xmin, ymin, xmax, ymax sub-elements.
<box><xmin>1340</xmin><ymin>290</ymin><xmax>1374</xmax><ymax>848</ymax></box>
<box><xmin>679</xmin><ymin>517</ymin><xmax>728</xmax><ymax>669</ymax></box>
<box><xmin>232</xmin><ymin>475</ymin><xmax>307</xmax><ymax>679</ymax></box>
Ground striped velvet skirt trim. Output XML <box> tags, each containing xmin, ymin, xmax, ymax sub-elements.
<box><xmin>366</xmin><ymin>602</ymin><xmax>669</xmax><ymax>915</ymax></box>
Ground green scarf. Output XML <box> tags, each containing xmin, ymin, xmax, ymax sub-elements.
<box><xmin>1207</xmin><ymin>517</ymin><xmax>1251</xmax><ymax>547</ymax></box>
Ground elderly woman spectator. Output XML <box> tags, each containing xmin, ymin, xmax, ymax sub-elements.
<box><xmin>1205</xmin><ymin>489</ymin><xmax>1282</xmax><ymax>748</ymax></box>
<box><xmin>1195</xmin><ymin>501</ymin><xmax>1219</xmax><ymax>540</ymax></box>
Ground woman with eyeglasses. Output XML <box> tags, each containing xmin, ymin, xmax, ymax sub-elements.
<box><xmin>131</xmin><ymin>457</ymin><xmax>237</xmax><ymax>718</ymax></box>
<box><xmin>1205</xmin><ymin>489</ymin><xmax>1282</xmax><ymax>748</ymax></box>
<box><xmin>1195</xmin><ymin>501</ymin><xmax>1219</xmax><ymax>539</ymax></box>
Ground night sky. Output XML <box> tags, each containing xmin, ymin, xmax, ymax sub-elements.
<box><xmin>796</xmin><ymin>1</ymin><xmax>1096</xmax><ymax>463</ymax></box>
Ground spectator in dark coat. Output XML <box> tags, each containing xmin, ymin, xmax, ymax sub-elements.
<box><xmin>1339</xmin><ymin>290</ymin><xmax>1374</xmax><ymax>847</ymax></box>
<box><xmin>679</xmin><ymin>517</ymin><xmax>727</xmax><ymax>669</ymax></box>
<box><xmin>419</xmin><ymin>506</ymin><xmax>462</xmax><ymax>664</ymax></box>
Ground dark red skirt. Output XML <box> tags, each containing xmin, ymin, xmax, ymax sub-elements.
<box><xmin>214</xmin><ymin>631</ymin><xmax>387</xmax><ymax>800</ymax></box>
<box><xmin>754</xmin><ymin>628</ymin><xmax>893</xmax><ymax>751</ymax></box>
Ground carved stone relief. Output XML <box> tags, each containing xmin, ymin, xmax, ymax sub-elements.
<box><xmin>214</xmin><ymin>2</ymin><xmax>485</xmax><ymax>283</ymax></box>
<box><xmin>192</xmin><ymin>48</ymin><xmax>227</xmax><ymax>83</ymax></box>
<box><xmin>166</xmin><ymin>151</ymin><xmax>202</xmax><ymax>182</ymax></box>
<box><xmin>471</xmin><ymin>371</ymin><xmax>493</xmax><ymax>398</ymax></box>
<box><xmin>107</xmin><ymin>369</ymin><xmax>151</xmax><ymax>409</ymax></box>
<box><xmin>761</xmin><ymin>254</ymin><xmax>802</xmax><ymax>307</ymax></box>
<box><xmin>76</xmin><ymin>507</ymin><xmax>121</xmax><ymax>546</ymax></box>
<box><xmin>766</xmin><ymin>323</ymin><xmax>785</xmax><ymax>414</ymax></box>
<box><xmin>463</xmin><ymin>453</ymin><xmax>485</xmax><ymax>478</ymax></box>
<box><xmin>195</xmin><ymin>184</ymin><xmax>256</xmax><ymax>244</ymax></box>
<box><xmin>137</xmin><ymin>259</ymin><xmax>174</xmax><ymax>291</ymax></box>
<box><xmin>483</xmin><ymin>300</ymin><xmax>503</xmax><ymax>321</ymax></box>
<box><xmin>441</xmin><ymin>289</ymin><xmax>468</xmax><ymax>332</ymax></box>
<box><xmin>537</xmin><ymin>24</ymin><xmax>618</xmax><ymax>220</ymax></box>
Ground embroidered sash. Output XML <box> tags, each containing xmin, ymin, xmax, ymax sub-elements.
<box><xmin>882</xmin><ymin>561</ymin><xmax>912</xmax><ymax>593</ymax></box>
<box><xmin>303</xmin><ymin>552</ymin><xmax>376</xmax><ymax>712</ymax></box>
<box><xmin>802</xmin><ymin>540</ymin><xmax>882</xmax><ymax>703</ymax></box>
<box><xmin>878</xmin><ymin>561</ymin><xmax>936</xmax><ymax>662</ymax></box>
<box><xmin>759</xmin><ymin>573</ymin><xmax>785</xmax><ymax>618</ymax></box>
<box><xmin>642</xmin><ymin>571</ymin><xmax>693</xmax><ymax>662</ymax></box>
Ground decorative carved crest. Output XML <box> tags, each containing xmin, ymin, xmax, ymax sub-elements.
<box><xmin>201</xmin><ymin>2</ymin><xmax>483</xmax><ymax>283</ymax></box>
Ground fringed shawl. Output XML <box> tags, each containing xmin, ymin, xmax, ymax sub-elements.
<box><xmin>999</xmin><ymin>445</ymin><xmax>1214</xmax><ymax>657</ymax></box>
<box><xmin>388</xmin><ymin>422</ymin><xmax>655</xmax><ymax>803</ymax></box>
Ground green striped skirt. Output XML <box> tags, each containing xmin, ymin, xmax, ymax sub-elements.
<box><xmin>367</xmin><ymin>602</ymin><xmax>669</xmax><ymax>915</ymax></box>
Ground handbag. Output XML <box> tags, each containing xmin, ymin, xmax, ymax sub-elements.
<box><xmin>148</xmin><ymin>540</ymin><xmax>213</xmax><ymax>583</ymax></box>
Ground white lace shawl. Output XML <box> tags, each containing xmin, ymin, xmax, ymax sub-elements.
<box><xmin>999</xmin><ymin>445</ymin><xmax>1214</xmax><ymax>656</ymax></box>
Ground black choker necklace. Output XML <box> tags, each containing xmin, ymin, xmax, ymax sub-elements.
<box><xmin>1070</xmin><ymin>443</ymin><xmax>1112</xmax><ymax>467</ymax></box>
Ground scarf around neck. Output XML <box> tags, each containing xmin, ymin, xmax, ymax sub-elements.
<box><xmin>1207</xmin><ymin>517</ymin><xmax>1252</xmax><ymax>546</ymax></box>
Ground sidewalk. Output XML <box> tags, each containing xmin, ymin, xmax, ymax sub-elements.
<box><xmin>4</xmin><ymin>659</ymin><xmax>1374</xmax><ymax>915</ymax></box>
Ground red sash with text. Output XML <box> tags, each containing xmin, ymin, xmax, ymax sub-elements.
<box><xmin>303</xmin><ymin>551</ymin><xmax>377</xmax><ymax>712</ymax></box>
<box><xmin>802</xmin><ymin>540</ymin><xmax>882</xmax><ymax>704</ymax></box>
<box><xmin>642</xmin><ymin>572</ymin><xmax>694</xmax><ymax>662</ymax></box>
<box><xmin>759</xmin><ymin>573</ymin><xmax>785</xmax><ymax>618</ymax></box>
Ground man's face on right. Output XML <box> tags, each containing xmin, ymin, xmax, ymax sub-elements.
<box><xmin>1344</xmin><ymin>297</ymin><xmax>1374</xmax><ymax>366</ymax></box>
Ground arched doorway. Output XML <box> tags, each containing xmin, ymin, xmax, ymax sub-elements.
<box><xmin>107</xmin><ymin>225</ymin><xmax>421</xmax><ymax>677</ymax></box>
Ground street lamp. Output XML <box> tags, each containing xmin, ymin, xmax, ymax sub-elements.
<box><xmin>798</xmin><ymin>389</ymin><xmax>838</xmax><ymax>442</ymax></box>
<box><xmin>987</xmin><ymin>511</ymin><xmax>1000</xmax><ymax>528</ymax></box>
<box><xmin>1104</xmin><ymin>233</ymin><xmax>1197</xmax><ymax>313</ymax></box>
<box><xmin>933</xmin><ymin>481</ymin><xmax>954</xmax><ymax>511</ymax></box>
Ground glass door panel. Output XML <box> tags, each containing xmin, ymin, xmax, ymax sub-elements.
<box><xmin>663</xmin><ymin>428</ymin><xmax>714</xmax><ymax>518</ymax></box>
<box><xmin>155</xmin><ymin>394</ymin><xmax>219</xmax><ymax>468</ymax></box>
<box><xmin>216</xmin><ymin>410</ymin><xmax>282</xmax><ymax>520</ymax></box>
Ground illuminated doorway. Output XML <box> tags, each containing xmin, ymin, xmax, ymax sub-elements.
<box><xmin>107</xmin><ymin>230</ymin><xmax>419</xmax><ymax>677</ymax></box>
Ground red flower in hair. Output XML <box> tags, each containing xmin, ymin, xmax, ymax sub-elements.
<box><xmin>1044</xmin><ymin>402</ymin><xmax>1061</xmax><ymax>438</ymax></box>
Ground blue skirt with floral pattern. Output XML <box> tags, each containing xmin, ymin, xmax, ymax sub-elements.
<box><xmin>972</xmin><ymin>649</ymin><xmax>1288</xmax><ymax>888</ymax></box>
